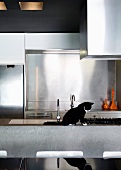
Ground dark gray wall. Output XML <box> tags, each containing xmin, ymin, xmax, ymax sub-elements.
<box><xmin>0</xmin><ymin>0</ymin><xmax>82</xmax><ymax>32</ymax></box>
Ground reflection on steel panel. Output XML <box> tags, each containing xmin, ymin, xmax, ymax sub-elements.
<box><xmin>26</xmin><ymin>158</ymin><xmax>121</xmax><ymax>170</ymax></box>
<box><xmin>0</xmin><ymin>158</ymin><xmax>121</xmax><ymax>170</ymax></box>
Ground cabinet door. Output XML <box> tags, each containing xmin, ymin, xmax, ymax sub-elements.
<box><xmin>0</xmin><ymin>33</ymin><xmax>25</xmax><ymax>64</ymax></box>
<box><xmin>25</xmin><ymin>33</ymin><xmax>80</xmax><ymax>50</ymax></box>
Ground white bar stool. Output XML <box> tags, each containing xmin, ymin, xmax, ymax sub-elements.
<box><xmin>36</xmin><ymin>151</ymin><xmax>83</xmax><ymax>158</ymax></box>
<box><xmin>103</xmin><ymin>151</ymin><xmax>121</xmax><ymax>159</ymax></box>
<box><xmin>0</xmin><ymin>150</ymin><xmax>7</xmax><ymax>158</ymax></box>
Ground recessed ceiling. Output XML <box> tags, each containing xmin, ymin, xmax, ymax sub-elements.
<box><xmin>19</xmin><ymin>2</ymin><xmax>43</xmax><ymax>10</ymax></box>
<box><xmin>0</xmin><ymin>1</ymin><xmax>43</xmax><ymax>10</ymax></box>
<box><xmin>0</xmin><ymin>2</ymin><xmax>6</xmax><ymax>10</ymax></box>
<box><xmin>0</xmin><ymin>0</ymin><xmax>84</xmax><ymax>33</ymax></box>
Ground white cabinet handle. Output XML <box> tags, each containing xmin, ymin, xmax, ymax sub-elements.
<box><xmin>36</xmin><ymin>151</ymin><xmax>83</xmax><ymax>158</ymax></box>
<box><xmin>103</xmin><ymin>151</ymin><xmax>121</xmax><ymax>159</ymax></box>
<box><xmin>0</xmin><ymin>150</ymin><xmax>7</xmax><ymax>158</ymax></box>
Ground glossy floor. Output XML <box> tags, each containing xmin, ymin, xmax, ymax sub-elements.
<box><xmin>0</xmin><ymin>158</ymin><xmax>121</xmax><ymax>170</ymax></box>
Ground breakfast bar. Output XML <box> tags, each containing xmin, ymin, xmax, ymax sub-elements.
<box><xmin>0</xmin><ymin>119</ymin><xmax>120</xmax><ymax>158</ymax></box>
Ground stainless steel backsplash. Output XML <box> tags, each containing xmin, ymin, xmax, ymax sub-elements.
<box><xmin>25</xmin><ymin>54</ymin><xmax>115</xmax><ymax>111</ymax></box>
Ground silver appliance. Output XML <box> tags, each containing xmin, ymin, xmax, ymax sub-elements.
<box><xmin>0</xmin><ymin>65</ymin><xmax>24</xmax><ymax>118</ymax></box>
<box><xmin>80</xmin><ymin>0</ymin><xmax>121</xmax><ymax>59</ymax></box>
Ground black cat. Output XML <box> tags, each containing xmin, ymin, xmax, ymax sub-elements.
<box><xmin>43</xmin><ymin>102</ymin><xmax>94</xmax><ymax>170</ymax></box>
<box><xmin>62</xmin><ymin>102</ymin><xmax>94</xmax><ymax>125</ymax></box>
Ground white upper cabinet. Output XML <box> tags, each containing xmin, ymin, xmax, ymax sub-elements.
<box><xmin>25</xmin><ymin>33</ymin><xmax>80</xmax><ymax>50</ymax></box>
<box><xmin>0</xmin><ymin>33</ymin><xmax>25</xmax><ymax>64</ymax></box>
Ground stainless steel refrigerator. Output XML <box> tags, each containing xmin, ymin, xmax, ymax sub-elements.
<box><xmin>0</xmin><ymin>65</ymin><xmax>24</xmax><ymax>118</ymax></box>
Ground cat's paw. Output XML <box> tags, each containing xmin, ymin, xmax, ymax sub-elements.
<box><xmin>82</xmin><ymin>122</ymin><xmax>87</xmax><ymax>126</ymax></box>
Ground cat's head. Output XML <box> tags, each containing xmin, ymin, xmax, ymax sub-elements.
<box><xmin>78</xmin><ymin>102</ymin><xmax>94</xmax><ymax>113</ymax></box>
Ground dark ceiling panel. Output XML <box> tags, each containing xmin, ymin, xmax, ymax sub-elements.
<box><xmin>0</xmin><ymin>0</ymin><xmax>83</xmax><ymax>33</ymax></box>
<box><xmin>4</xmin><ymin>0</ymin><xmax>20</xmax><ymax>10</ymax></box>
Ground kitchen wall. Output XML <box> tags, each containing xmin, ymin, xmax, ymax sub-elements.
<box><xmin>25</xmin><ymin>53</ymin><xmax>115</xmax><ymax>112</ymax></box>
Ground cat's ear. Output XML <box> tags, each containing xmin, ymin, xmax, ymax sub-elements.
<box><xmin>90</xmin><ymin>102</ymin><xmax>94</xmax><ymax>105</ymax></box>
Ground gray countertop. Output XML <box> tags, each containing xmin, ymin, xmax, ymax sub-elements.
<box><xmin>0</xmin><ymin>119</ymin><xmax>59</xmax><ymax>126</ymax></box>
<box><xmin>0</xmin><ymin>119</ymin><xmax>121</xmax><ymax>158</ymax></box>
